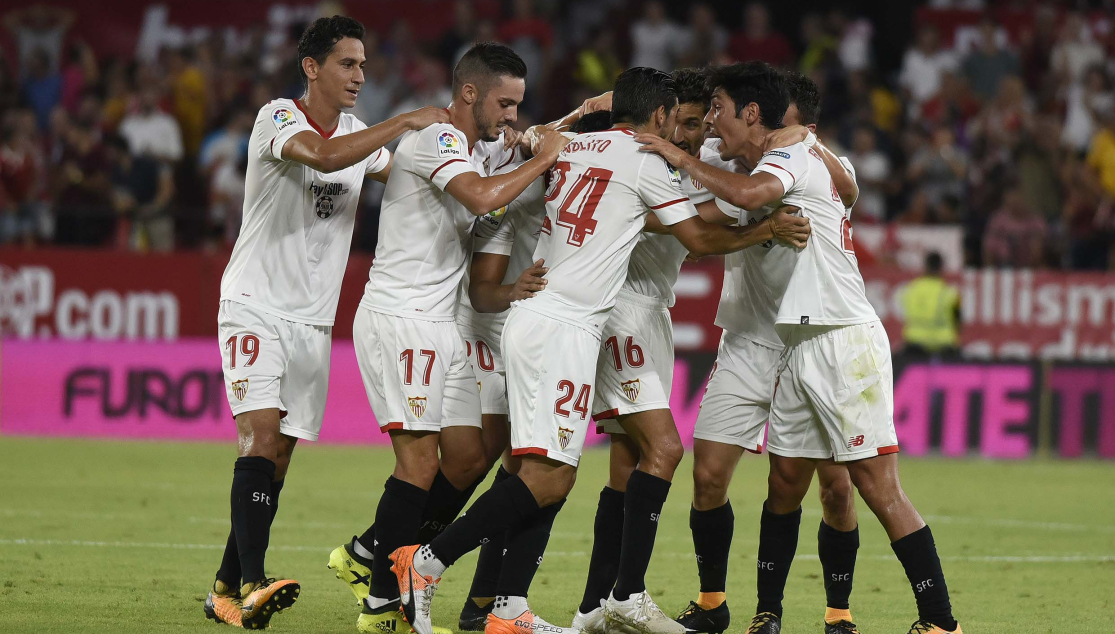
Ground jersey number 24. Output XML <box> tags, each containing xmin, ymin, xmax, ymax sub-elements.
<box><xmin>542</xmin><ymin>161</ymin><xmax>613</xmax><ymax>247</ymax></box>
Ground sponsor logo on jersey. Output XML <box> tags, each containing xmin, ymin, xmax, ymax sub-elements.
<box><xmin>231</xmin><ymin>378</ymin><xmax>249</xmax><ymax>401</ymax></box>
<box><xmin>665</xmin><ymin>161</ymin><xmax>683</xmax><ymax>189</ymax></box>
<box><xmin>272</xmin><ymin>108</ymin><xmax>296</xmax><ymax>132</ymax></box>
<box><xmin>764</xmin><ymin>150</ymin><xmax>791</xmax><ymax>159</ymax></box>
<box><xmin>621</xmin><ymin>378</ymin><xmax>641</xmax><ymax>402</ymax></box>
<box><xmin>557</xmin><ymin>426</ymin><xmax>574</xmax><ymax>451</ymax></box>
<box><xmin>315</xmin><ymin>196</ymin><xmax>334</xmax><ymax>219</ymax></box>
<box><xmin>800</xmin><ymin>316</ymin><xmax>810</xmax><ymax>324</ymax></box>
<box><xmin>477</xmin><ymin>205</ymin><xmax>508</xmax><ymax>229</ymax></box>
<box><xmin>847</xmin><ymin>435</ymin><xmax>865</xmax><ymax>448</ymax></box>
<box><xmin>437</xmin><ymin>131</ymin><xmax>463</xmax><ymax>157</ymax></box>
<box><xmin>408</xmin><ymin>396</ymin><xmax>427</xmax><ymax>418</ymax></box>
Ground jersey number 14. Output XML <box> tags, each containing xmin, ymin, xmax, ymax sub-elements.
<box><xmin>542</xmin><ymin>161</ymin><xmax>613</xmax><ymax>247</ymax></box>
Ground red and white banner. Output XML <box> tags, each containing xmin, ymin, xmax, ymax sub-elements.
<box><xmin>3</xmin><ymin>248</ymin><xmax>1115</xmax><ymax>360</ymax></box>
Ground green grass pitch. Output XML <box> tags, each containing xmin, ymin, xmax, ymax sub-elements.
<box><xmin>1</xmin><ymin>437</ymin><xmax>1112</xmax><ymax>633</ymax></box>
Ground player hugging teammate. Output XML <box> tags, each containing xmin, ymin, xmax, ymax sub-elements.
<box><xmin>206</xmin><ymin>14</ymin><xmax>959</xmax><ymax>634</ymax></box>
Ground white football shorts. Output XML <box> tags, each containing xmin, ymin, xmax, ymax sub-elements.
<box><xmin>692</xmin><ymin>331</ymin><xmax>782</xmax><ymax>453</ymax></box>
<box><xmin>504</xmin><ymin>306</ymin><xmax>600</xmax><ymax>467</ymax></box>
<box><xmin>768</xmin><ymin>321</ymin><xmax>899</xmax><ymax>462</ymax></box>
<box><xmin>218</xmin><ymin>300</ymin><xmax>332</xmax><ymax>441</ymax></box>
<box><xmin>353</xmin><ymin>307</ymin><xmax>481</xmax><ymax>433</ymax></box>
<box><xmin>459</xmin><ymin>325</ymin><xmax>509</xmax><ymax>417</ymax></box>
<box><xmin>592</xmin><ymin>290</ymin><xmax>674</xmax><ymax>434</ymax></box>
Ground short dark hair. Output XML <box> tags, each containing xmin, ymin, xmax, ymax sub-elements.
<box><xmin>672</xmin><ymin>67</ymin><xmax>711</xmax><ymax>112</ymax></box>
<box><xmin>707</xmin><ymin>62</ymin><xmax>789</xmax><ymax>129</ymax></box>
<box><xmin>611</xmin><ymin>67</ymin><xmax>677</xmax><ymax>126</ymax></box>
<box><xmin>452</xmin><ymin>42</ymin><xmax>528</xmax><ymax>95</ymax></box>
<box><xmin>297</xmin><ymin>16</ymin><xmax>366</xmax><ymax>89</ymax></box>
<box><xmin>926</xmin><ymin>251</ymin><xmax>944</xmax><ymax>275</ymax></box>
<box><xmin>570</xmin><ymin>110</ymin><xmax>613</xmax><ymax>134</ymax></box>
<box><xmin>784</xmin><ymin>71</ymin><xmax>821</xmax><ymax>126</ymax></box>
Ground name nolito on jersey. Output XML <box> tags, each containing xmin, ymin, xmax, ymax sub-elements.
<box><xmin>308</xmin><ymin>180</ymin><xmax>349</xmax><ymax>219</ymax></box>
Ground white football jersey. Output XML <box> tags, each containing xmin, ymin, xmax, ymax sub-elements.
<box><xmin>220</xmin><ymin>98</ymin><xmax>390</xmax><ymax>326</ymax></box>
<box><xmin>456</xmin><ymin>169</ymin><xmax>547</xmax><ymax>353</ymax></box>
<box><xmin>621</xmin><ymin>143</ymin><xmax>730</xmax><ymax>305</ymax></box>
<box><xmin>754</xmin><ymin>144</ymin><xmax>875</xmax><ymax>337</ymax></box>
<box><xmin>360</xmin><ymin>123</ymin><xmax>518</xmax><ymax>321</ymax></box>
<box><xmin>518</xmin><ymin>128</ymin><xmax>697</xmax><ymax>337</ymax></box>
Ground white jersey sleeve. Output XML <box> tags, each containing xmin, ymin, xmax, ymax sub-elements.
<box><xmin>259</xmin><ymin>102</ymin><xmax>315</xmax><ymax>162</ymax></box>
<box><xmin>639</xmin><ymin>156</ymin><xmax>698</xmax><ymax>225</ymax></box>
<box><xmin>752</xmin><ymin>144</ymin><xmax>811</xmax><ymax>202</ymax></box>
<box><xmin>414</xmin><ymin>124</ymin><xmax>481</xmax><ymax>190</ymax></box>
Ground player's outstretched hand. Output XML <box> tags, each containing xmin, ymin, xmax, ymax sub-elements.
<box><xmin>764</xmin><ymin>125</ymin><xmax>809</xmax><ymax>151</ymax></box>
<box><xmin>769</xmin><ymin>205</ymin><xmax>810</xmax><ymax>249</ymax></box>
<box><xmin>511</xmin><ymin>259</ymin><xmax>548</xmax><ymax>301</ymax></box>
<box><xmin>402</xmin><ymin>106</ymin><xmax>452</xmax><ymax>130</ymax></box>
<box><xmin>535</xmin><ymin>129</ymin><xmax>571</xmax><ymax>161</ymax></box>
<box><xmin>580</xmin><ymin>91</ymin><xmax>613</xmax><ymax>116</ymax></box>
<box><xmin>635</xmin><ymin>133</ymin><xmax>688</xmax><ymax>167</ymax></box>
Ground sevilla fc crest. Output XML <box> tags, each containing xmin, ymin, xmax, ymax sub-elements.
<box><xmin>557</xmin><ymin>426</ymin><xmax>574</xmax><ymax>451</ymax></box>
<box><xmin>408</xmin><ymin>396</ymin><xmax>428</xmax><ymax>419</ymax></box>
<box><xmin>621</xmin><ymin>379</ymin><xmax>641</xmax><ymax>402</ymax></box>
<box><xmin>231</xmin><ymin>379</ymin><xmax>249</xmax><ymax>401</ymax></box>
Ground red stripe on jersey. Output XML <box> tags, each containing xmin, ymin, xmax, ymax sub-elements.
<box><xmin>495</xmin><ymin>150</ymin><xmax>517</xmax><ymax>171</ymax></box>
<box><xmin>511</xmin><ymin>447</ymin><xmax>550</xmax><ymax>458</ymax></box>
<box><xmin>603</xmin><ymin>126</ymin><xmax>636</xmax><ymax>136</ymax></box>
<box><xmin>293</xmin><ymin>98</ymin><xmax>337</xmax><ymax>139</ymax></box>
<box><xmin>431</xmin><ymin>158</ymin><xmax>467</xmax><ymax>180</ymax></box>
<box><xmin>593</xmin><ymin>408</ymin><xmax>620</xmax><ymax>420</ymax></box>
<box><xmin>763</xmin><ymin>163</ymin><xmax>796</xmax><ymax>187</ymax></box>
<box><xmin>650</xmin><ymin>197</ymin><xmax>689</xmax><ymax>210</ymax></box>
<box><xmin>379</xmin><ymin>422</ymin><xmax>405</xmax><ymax>433</ymax></box>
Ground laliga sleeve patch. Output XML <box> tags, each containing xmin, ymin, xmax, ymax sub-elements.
<box><xmin>272</xmin><ymin>107</ymin><xmax>298</xmax><ymax>132</ymax></box>
<box><xmin>436</xmin><ymin>130</ymin><xmax>465</xmax><ymax>157</ymax></box>
<box><xmin>665</xmin><ymin>161</ymin><xmax>683</xmax><ymax>189</ymax></box>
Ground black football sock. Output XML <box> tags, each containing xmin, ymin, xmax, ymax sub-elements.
<box><xmin>216</xmin><ymin>478</ymin><xmax>284</xmax><ymax>587</ymax></box>
<box><xmin>231</xmin><ymin>456</ymin><xmax>276</xmax><ymax>584</ymax></box>
<box><xmin>892</xmin><ymin>525</ymin><xmax>957</xmax><ymax>631</ymax></box>
<box><xmin>613</xmin><ymin>471</ymin><xmax>672</xmax><ymax>600</ymax></box>
<box><xmin>429</xmin><ymin>475</ymin><xmax>540</xmax><ymax>566</ymax></box>
<box><xmin>370</xmin><ymin>477</ymin><xmax>428</xmax><ymax>600</ymax></box>
<box><xmin>578</xmin><ymin>486</ymin><xmax>625</xmax><ymax>614</ymax></box>
<box><xmin>494</xmin><ymin>498</ymin><xmax>565</xmax><ymax>598</ymax></box>
<box><xmin>467</xmin><ymin>466</ymin><xmax>513</xmax><ymax>600</ymax></box>
<box><xmin>215</xmin><ymin>528</ymin><xmax>241</xmax><ymax>588</ymax></box>
<box><xmin>356</xmin><ymin>522</ymin><xmax>377</xmax><ymax>556</ymax></box>
<box><xmin>755</xmin><ymin>504</ymin><xmax>801</xmax><ymax>618</ymax></box>
<box><xmin>416</xmin><ymin>467</ymin><xmax>491</xmax><ymax>544</ymax></box>
<box><xmin>818</xmin><ymin>520</ymin><xmax>858</xmax><ymax>611</ymax></box>
<box><xmin>690</xmin><ymin>501</ymin><xmax>734</xmax><ymax>594</ymax></box>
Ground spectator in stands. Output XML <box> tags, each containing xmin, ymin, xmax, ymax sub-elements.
<box><xmin>629</xmin><ymin>1</ymin><xmax>687</xmax><ymax>71</ymax></box>
<box><xmin>728</xmin><ymin>2</ymin><xmax>794</xmax><ymax>68</ymax></box>
<box><xmin>53</xmin><ymin>121</ymin><xmax>113</xmax><ymax>246</ymax></box>
<box><xmin>1087</xmin><ymin>107</ymin><xmax>1115</xmax><ymax>202</ymax></box>
<box><xmin>1051</xmin><ymin>12</ymin><xmax>1103</xmax><ymax>88</ymax></box>
<box><xmin>60</xmin><ymin>41</ymin><xmax>98</xmax><ymax>114</ymax></box>
<box><xmin>498</xmin><ymin>0</ymin><xmax>553</xmax><ymax>114</ymax></box>
<box><xmin>908</xmin><ymin>126</ymin><xmax>968</xmax><ymax>209</ymax></box>
<box><xmin>119</xmin><ymin>86</ymin><xmax>184</xmax><ymax>164</ymax></box>
<box><xmin>0</xmin><ymin>117</ymin><xmax>47</xmax><ymax>245</ymax></box>
<box><xmin>3</xmin><ymin>4</ymin><xmax>74</xmax><ymax>74</ymax></box>
<box><xmin>105</xmin><ymin>134</ymin><xmax>175</xmax><ymax>252</ymax></box>
<box><xmin>798</xmin><ymin>12</ymin><xmax>837</xmax><ymax>74</ymax></box>
<box><xmin>575</xmin><ymin>27</ymin><xmax>623</xmax><ymax>94</ymax></box>
<box><xmin>353</xmin><ymin>41</ymin><xmax>402</xmax><ymax>129</ymax></box>
<box><xmin>167</xmin><ymin>47</ymin><xmax>208</xmax><ymax>159</ymax></box>
<box><xmin>983</xmin><ymin>186</ymin><xmax>1047</xmax><ymax>268</ymax></box>
<box><xmin>1063</xmin><ymin>65</ymin><xmax>1114</xmax><ymax>154</ymax></box>
<box><xmin>830</xmin><ymin>9</ymin><xmax>872</xmax><ymax>73</ymax></box>
<box><xmin>208</xmin><ymin>148</ymin><xmax>247</xmax><ymax>248</ymax></box>
<box><xmin>848</xmin><ymin>125</ymin><xmax>891</xmax><ymax>222</ymax></box>
<box><xmin>677</xmin><ymin>3</ymin><xmax>729</xmax><ymax>68</ymax></box>
<box><xmin>962</xmin><ymin>15</ymin><xmax>1020</xmax><ymax>101</ymax></box>
<box><xmin>898</xmin><ymin>25</ymin><xmax>958</xmax><ymax>116</ymax></box>
<box><xmin>438</xmin><ymin>0</ymin><xmax>478</xmax><ymax>70</ymax></box>
<box><xmin>900</xmin><ymin>251</ymin><xmax>961</xmax><ymax>358</ymax></box>
<box><xmin>20</xmin><ymin>48</ymin><xmax>61</xmax><ymax>130</ymax></box>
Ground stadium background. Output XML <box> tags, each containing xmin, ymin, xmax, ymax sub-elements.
<box><xmin>0</xmin><ymin>1</ymin><xmax>1114</xmax><ymax>633</ymax></box>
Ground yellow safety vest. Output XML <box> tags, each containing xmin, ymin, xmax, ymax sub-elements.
<box><xmin>900</xmin><ymin>276</ymin><xmax>960</xmax><ymax>351</ymax></box>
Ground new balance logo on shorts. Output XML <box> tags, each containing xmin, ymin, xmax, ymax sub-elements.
<box><xmin>847</xmin><ymin>435</ymin><xmax>865</xmax><ymax>448</ymax></box>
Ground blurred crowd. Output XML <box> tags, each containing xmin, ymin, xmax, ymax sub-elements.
<box><xmin>1</xmin><ymin>0</ymin><xmax>1114</xmax><ymax>270</ymax></box>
